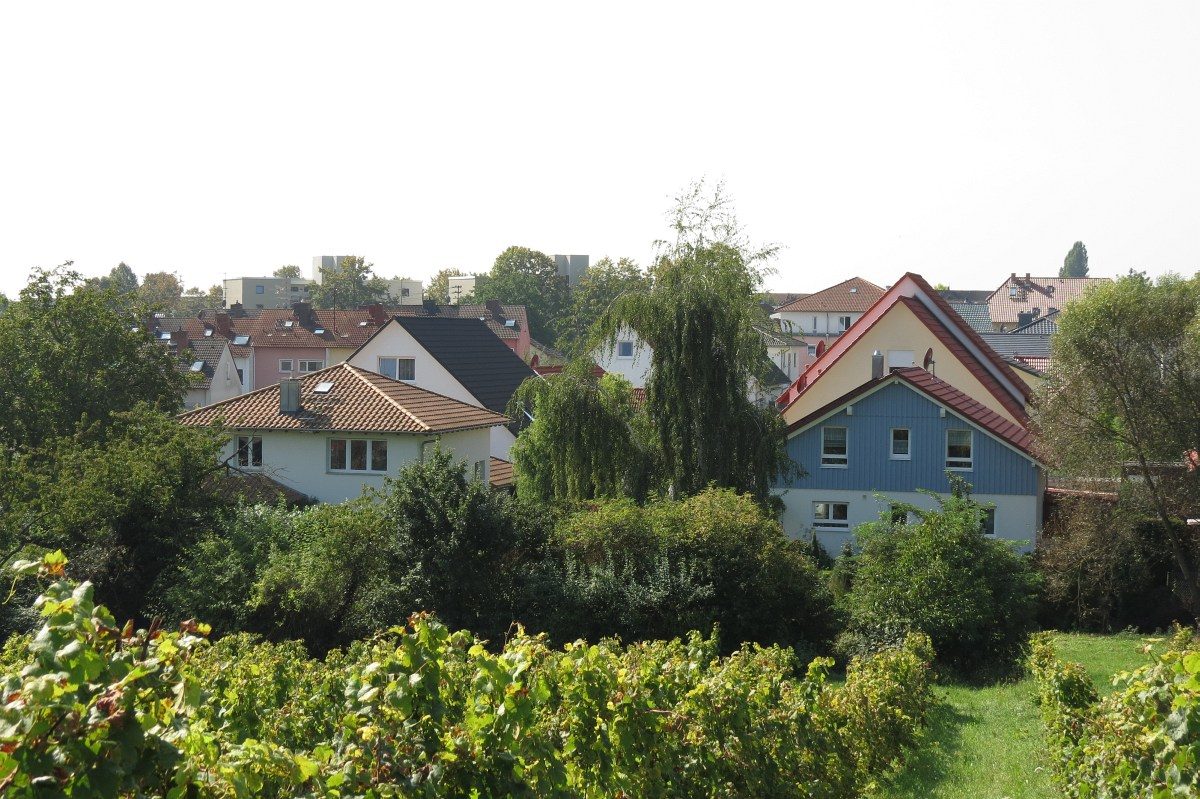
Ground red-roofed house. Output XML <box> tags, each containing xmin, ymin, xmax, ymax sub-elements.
<box><xmin>770</xmin><ymin>277</ymin><xmax>886</xmax><ymax>355</ymax></box>
<box><xmin>773</xmin><ymin>273</ymin><xmax>1047</xmax><ymax>551</ymax></box>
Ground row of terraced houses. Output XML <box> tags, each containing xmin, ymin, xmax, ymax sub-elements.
<box><xmin>169</xmin><ymin>270</ymin><xmax>1108</xmax><ymax>551</ymax></box>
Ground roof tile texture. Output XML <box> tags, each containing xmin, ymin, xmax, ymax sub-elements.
<box><xmin>988</xmin><ymin>276</ymin><xmax>1108</xmax><ymax>326</ymax></box>
<box><xmin>775</xmin><ymin>277</ymin><xmax>885</xmax><ymax>314</ymax></box>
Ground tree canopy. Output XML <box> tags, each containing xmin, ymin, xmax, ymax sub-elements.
<box><xmin>1061</xmin><ymin>241</ymin><xmax>1089</xmax><ymax>277</ymax></box>
<box><xmin>0</xmin><ymin>266</ymin><xmax>190</xmax><ymax>453</ymax></box>
<box><xmin>273</xmin><ymin>265</ymin><xmax>303</xmax><ymax>279</ymax></box>
<box><xmin>555</xmin><ymin>257</ymin><xmax>648</xmax><ymax>356</ymax></box>
<box><xmin>138</xmin><ymin>271</ymin><xmax>184</xmax><ymax>312</ymax></box>
<box><xmin>1034</xmin><ymin>271</ymin><xmax>1200</xmax><ymax>615</ymax></box>
<box><xmin>474</xmin><ymin>247</ymin><xmax>567</xmax><ymax>344</ymax></box>
<box><xmin>87</xmin><ymin>263</ymin><xmax>140</xmax><ymax>295</ymax></box>
<box><xmin>309</xmin><ymin>256</ymin><xmax>389</xmax><ymax>308</ymax></box>
<box><xmin>591</xmin><ymin>181</ymin><xmax>792</xmax><ymax>503</ymax></box>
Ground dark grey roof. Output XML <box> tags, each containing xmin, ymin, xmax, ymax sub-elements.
<box><xmin>979</xmin><ymin>333</ymin><xmax>1052</xmax><ymax>358</ymax></box>
<box><xmin>1011</xmin><ymin>310</ymin><xmax>1060</xmax><ymax>334</ymax></box>
<box><xmin>392</xmin><ymin>316</ymin><xmax>537</xmax><ymax>422</ymax></box>
<box><xmin>180</xmin><ymin>340</ymin><xmax>229</xmax><ymax>389</ymax></box>
<box><xmin>759</xmin><ymin>357</ymin><xmax>791</xmax><ymax>387</ymax></box>
<box><xmin>948</xmin><ymin>302</ymin><xmax>994</xmax><ymax>334</ymax></box>
<box><xmin>939</xmin><ymin>289</ymin><xmax>992</xmax><ymax>303</ymax></box>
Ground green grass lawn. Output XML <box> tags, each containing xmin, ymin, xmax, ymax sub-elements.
<box><xmin>881</xmin><ymin>632</ymin><xmax>1148</xmax><ymax>799</ymax></box>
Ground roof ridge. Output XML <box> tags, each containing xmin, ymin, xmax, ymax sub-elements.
<box><xmin>344</xmin><ymin>363</ymin><xmax>432</xmax><ymax>432</ymax></box>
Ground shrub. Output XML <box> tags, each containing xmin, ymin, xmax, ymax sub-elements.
<box><xmin>541</xmin><ymin>488</ymin><xmax>839</xmax><ymax>652</ymax></box>
<box><xmin>0</xmin><ymin>552</ymin><xmax>935</xmax><ymax>798</ymax></box>
<box><xmin>843</xmin><ymin>490</ymin><xmax>1041</xmax><ymax>679</ymax></box>
<box><xmin>1030</xmin><ymin>629</ymin><xmax>1200</xmax><ymax>797</ymax></box>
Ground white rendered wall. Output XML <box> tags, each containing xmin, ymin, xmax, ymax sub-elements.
<box><xmin>348</xmin><ymin>321</ymin><xmax>478</xmax><ymax>405</ymax></box>
<box><xmin>222</xmin><ymin>427</ymin><xmax>492</xmax><ymax>504</ymax></box>
<box><xmin>774</xmin><ymin>487</ymin><xmax>1040</xmax><ymax>554</ymax></box>
<box><xmin>593</xmin><ymin>328</ymin><xmax>652</xmax><ymax>388</ymax></box>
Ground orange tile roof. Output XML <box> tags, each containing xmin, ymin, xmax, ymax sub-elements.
<box><xmin>987</xmin><ymin>275</ymin><xmax>1108</xmax><ymax>326</ymax></box>
<box><xmin>178</xmin><ymin>362</ymin><xmax>509</xmax><ymax>434</ymax></box>
<box><xmin>489</xmin><ymin>457</ymin><xmax>515</xmax><ymax>488</ymax></box>
<box><xmin>774</xmin><ymin>277</ymin><xmax>885</xmax><ymax>314</ymax></box>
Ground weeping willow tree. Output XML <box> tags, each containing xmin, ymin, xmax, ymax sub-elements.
<box><xmin>592</xmin><ymin>181</ymin><xmax>795</xmax><ymax>503</ymax></box>
<box><xmin>507</xmin><ymin>360</ymin><xmax>656</xmax><ymax>502</ymax></box>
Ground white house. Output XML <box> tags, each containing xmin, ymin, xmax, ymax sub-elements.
<box><xmin>182</xmin><ymin>340</ymin><xmax>243</xmax><ymax>409</ymax></box>
<box><xmin>347</xmin><ymin>315</ymin><xmax>538</xmax><ymax>461</ymax></box>
<box><xmin>177</xmin><ymin>362</ymin><xmax>509</xmax><ymax>504</ymax></box>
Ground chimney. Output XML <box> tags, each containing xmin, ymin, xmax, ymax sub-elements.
<box><xmin>871</xmin><ymin>350</ymin><xmax>885</xmax><ymax>380</ymax></box>
<box><xmin>292</xmin><ymin>301</ymin><xmax>315</xmax><ymax>327</ymax></box>
<box><xmin>229</xmin><ymin>302</ymin><xmax>245</xmax><ymax>317</ymax></box>
<box><xmin>1025</xmin><ymin>273</ymin><xmax>1031</xmax><ymax>280</ymax></box>
<box><xmin>173</xmin><ymin>329</ymin><xmax>190</xmax><ymax>351</ymax></box>
<box><xmin>280</xmin><ymin>378</ymin><xmax>301</xmax><ymax>413</ymax></box>
<box><xmin>1017</xmin><ymin>311</ymin><xmax>1036</xmax><ymax>327</ymax></box>
<box><xmin>485</xmin><ymin>299</ymin><xmax>503</xmax><ymax>319</ymax></box>
<box><xmin>366</xmin><ymin>303</ymin><xmax>387</xmax><ymax>326</ymax></box>
<box><xmin>421</xmin><ymin>298</ymin><xmax>438</xmax><ymax>315</ymax></box>
<box><xmin>214</xmin><ymin>312</ymin><xmax>232</xmax><ymax>337</ymax></box>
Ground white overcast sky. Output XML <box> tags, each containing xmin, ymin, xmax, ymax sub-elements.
<box><xmin>1</xmin><ymin>2</ymin><xmax>1197</xmax><ymax>298</ymax></box>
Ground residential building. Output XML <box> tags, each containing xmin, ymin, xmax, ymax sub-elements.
<box><xmin>986</xmin><ymin>273</ymin><xmax>1108</xmax><ymax>331</ymax></box>
<box><xmin>180</xmin><ymin>340</ymin><xmax>243</xmax><ymax>409</ymax></box>
<box><xmin>946</xmin><ymin>302</ymin><xmax>993</xmax><ymax>334</ymax></box>
<box><xmin>223</xmin><ymin>276</ymin><xmax>313</xmax><ymax>309</ymax></box>
<box><xmin>776</xmin><ymin>362</ymin><xmax>1045</xmax><ymax>552</ymax></box>
<box><xmin>756</xmin><ymin>321</ymin><xmax>812</xmax><ymax>383</ymax></box>
<box><xmin>773</xmin><ymin>273</ymin><xmax>1045</xmax><ymax>551</ymax></box>
<box><xmin>310</xmin><ymin>256</ymin><xmax>423</xmax><ymax>305</ymax></box>
<box><xmin>447</xmin><ymin>276</ymin><xmax>477</xmax><ymax>304</ymax></box>
<box><xmin>771</xmin><ymin>277</ymin><xmax>887</xmax><ymax>356</ymax></box>
<box><xmin>391</xmin><ymin>300</ymin><xmax>531</xmax><ymax>360</ymax></box>
<box><xmin>347</xmin><ymin>315</ymin><xmax>538</xmax><ymax>460</ymax></box>
<box><xmin>178</xmin><ymin>363</ymin><xmax>507</xmax><ymax>504</ymax></box>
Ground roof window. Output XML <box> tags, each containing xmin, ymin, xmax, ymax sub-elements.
<box><xmin>313</xmin><ymin>381</ymin><xmax>334</xmax><ymax>394</ymax></box>
<box><xmin>314</xmin><ymin>327</ymin><xmax>326</xmax><ymax>335</ymax></box>
<box><xmin>204</xmin><ymin>328</ymin><xmax>213</xmax><ymax>337</ymax></box>
<box><xmin>190</xmin><ymin>361</ymin><xmax>205</xmax><ymax>372</ymax></box>
<box><xmin>233</xmin><ymin>335</ymin><xmax>250</xmax><ymax>346</ymax></box>
<box><xmin>158</xmin><ymin>331</ymin><xmax>172</xmax><ymax>340</ymax></box>
<box><xmin>358</xmin><ymin>321</ymin><xmax>369</xmax><ymax>327</ymax></box>
<box><xmin>504</xmin><ymin>319</ymin><xmax>516</xmax><ymax>327</ymax></box>
<box><xmin>283</xmin><ymin>320</ymin><xmax>294</xmax><ymax>328</ymax></box>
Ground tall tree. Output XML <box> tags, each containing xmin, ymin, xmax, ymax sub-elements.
<box><xmin>138</xmin><ymin>271</ymin><xmax>184</xmax><ymax>312</ymax></box>
<box><xmin>474</xmin><ymin>246</ymin><xmax>568</xmax><ymax>344</ymax></box>
<box><xmin>508</xmin><ymin>361</ymin><xmax>655</xmax><ymax>502</ymax></box>
<box><xmin>1034</xmin><ymin>272</ymin><xmax>1200</xmax><ymax>616</ymax></box>
<box><xmin>1061</xmin><ymin>241</ymin><xmax>1089</xmax><ymax>277</ymax></box>
<box><xmin>176</xmin><ymin>284</ymin><xmax>224</xmax><ymax>315</ymax></box>
<box><xmin>273</xmin><ymin>265</ymin><xmax>303</xmax><ymax>279</ymax></box>
<box><xmin>594</xmin><ymin>180</ymin><xmax>792</xmax><ymax>503</ymax></box>
<box><xmin>555</xmin><ymin>257</ymin><xmax>648</xmax><ymax>356</ymax></box>
<box><xmin>309</xmin><ymin>255</ymin><xmax>389</xmax><ymax>308</ymax></box>
<box><xmin>0</xmin><ymin>266</ymin><xmax>189</xmax><ymax>452</ymax></box>
<box><xmin>88</xmin><ymin>262</ymin><xmax>140</xmax><ymax>295</ymax></box>
<box><xmin>426</xmin><ymin>267</ymin><xmax>466</xmax><ymax>305</ymax></box>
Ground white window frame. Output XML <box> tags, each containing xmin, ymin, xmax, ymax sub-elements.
<box><xmin>837</xmin><ymin>315</ymin><xmax>852</xmax><ymax>332</ymax></box>
<box><xmin>946</xmin><ymin>429</ymin><xmax>974</xmax><ymax>470</ymax></box>
<box><xmin>298</xmin><ymin>360</ymin><xmax>324</xmax><ymax>373</ymax></box>
<box><xmin>821</xmin><ymin>426</ymin><xmax>848</xmax><ymax>468</ymax></box>
<box><xmin>236</xmin><ymin>435</ymin><xmax>263</xmax><ymax>468</ymax></box>
<box><xmin>327</xmin><ymin>437</ymin><xmax>389</xmax><ymax>473</ymax></box>
<box><xmin>278</xmin><ymin>359</ymin><xmax>294</xmax><ymax>373</ymax></box>
<box><xmin>616</xmin><ymin>340</ymin><xmax>634</xmax><ymax>358</ymax></box>
<box><xmin>378</xmin><ymin>356</ymin><xmax>416</xmax><ymax>381</ymax></box>
<box><xmin>807</xmin><ymin>344</ymin><xmax>817</xmax><ymax>357</ymax></box>
<box><xmin>890</xmin><ymin>428</ymin><xmax>911</xmax><ymax>460</ymax></box>
<box><xmin>812</xmin><ymin>501</ymin><xmax>849</xmax><ymax>529</ymax></box>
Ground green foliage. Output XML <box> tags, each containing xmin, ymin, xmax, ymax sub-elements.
<box><xmin>540</xmin><ymin>489</ymin><xmax>840</xmax><ymax>653</ymax></box>
<box><xmin>1035</xmin><ymin>271</ymin><xmax>1200</xmax><ymax>616</ymax></box>
<box><xmin>86</xmin><ymin>262</ymin><xmax>140</xmax><ymax>294</ymax></box>
<box><xmin>509</xmin><ymin>362</ymin><xmax>656</xmax><ymax>502</ymax></box>
<box><xmin>0</xmin><ymin>266</ymin><xmax>189</xmax><ymax>452</ymax></box>
<box><xmin>844</xmin><ymin>489</ymin><xmax>1040</xmax><ymax>679</ymax></box>
<box><xmin>0</xmin><ymin>552</ymin><xmax>935</xmax><ymax>797</ymax></box>
<box><xmin>137</xmin><ymin>270</ymin><xmax>184</xmax><ymax>312</ymax></box>
<box><xmin>309</xmin><ymin>255</ymin><xmax>390</xmax><ymax>308</ymax></box>
<box><xmin>1030</xmin><ymin>629</ymin><xmax>1200</xmax><ymax>797</ymax></box>
<box><xmin>555</xmin><ymin>256</ymin><xmax>647</xmax><ymax>356</ymax></box>
<box><xmin>273</xmin><ymin>264</ymin><xmax>302</xmax><ymax>279</ymax></box>
<box><xmin>1060</xmin><ymin>240</ymin><xmax>1089</xmax><ymax>277</ymax></box>
<box><xmin>475</xmin><ymin>246</ymin><xmax>568</xmax><ymax>344</ymax></box>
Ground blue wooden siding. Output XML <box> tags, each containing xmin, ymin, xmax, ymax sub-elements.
<box><xmin>780</xmin><ymin>382</ymin><xmax>1039</xmax><ymax>495</ymax></box>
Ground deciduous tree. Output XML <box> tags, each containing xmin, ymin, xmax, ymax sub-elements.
<box><xmin>426</xmin><ymin>267</ymin><xmax>466</xmax><ymax>305</ymax></box>
<box><xmin>556</xmin><ymin>257</ymin><xmax>648</xmax><ymax>356</ymax></box>
<box><xmin>309</xmin><ymin>255</ymin><xmax>389</xmax><ymax>308</ymax></box>
<box><xmin>138</xmin><ymin>271</ymin><xmax>184</xmax><ymax>312</ymax></box>
<box><xmin>1061</xmin><ymin>241</ymin><xmax>1089</xmax><ymax>277</ymax></box>
<box><xmin>474</xmin><ymin>246</ymin><xmax>567</xmax><ymax>343</ymax></box>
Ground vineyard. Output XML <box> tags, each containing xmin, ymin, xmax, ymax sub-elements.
<box><xmin>0</xmin><ymin>553</ymin><xmax>935</xmax><ymax>797</ymax></box>
<box><xmin>1030</xmin><ymin>629</ymin><xmax>1200</xmax><ymax>797</ymax></box>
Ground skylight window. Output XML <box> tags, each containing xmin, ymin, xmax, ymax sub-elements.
<box><xmin>314</xmin><ymin>327</ymin><xmax>326</xmax><ymax>335</ymax></box>
<box><xmin>504</xmin><ymin>319</ymin><xmax>516</xmax><ymax>327</ymax></box>
<box><xmin>159</xmin><ymin>331</ymin><xmax>172</xmax><ymax>340</ymax></box>
<box><xmin>283</xmin><ymin>320</ymin><xmax>294</xmax><ymax>328</ymax></box>
<box><xmin>313</xmin><ymin>381</ymin><xmax>334</xmax><ymax>394</ymax></box>
<box><xmin>190</xmin><ymin>361</ymin><xmax>205</xmax><ymax>372</ymax></box>
<box><xmin>204</xmin><ymin>328</ymin><xmax>213</xmax><ymax>337</ymax></box>
<box><xmin>233</xmin><ymin>335</ymin><xmax>250</xmax><ymax>346</ymax></box>
<box><xmin>358</xmin><ymin>321</ymin><xmax>369</xmax><ymax>327</ymax></box>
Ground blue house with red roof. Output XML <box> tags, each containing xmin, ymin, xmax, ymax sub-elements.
<box><xmin>773</xmin><ymin>274</ymin><xmax>1047</xmax><ymax>552</ymax></box>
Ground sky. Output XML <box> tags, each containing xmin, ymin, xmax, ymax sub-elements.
<box><xmin>1</xmin><ymin>2</ymin><xmax>1197</xmax><ymax>299</ymax></box>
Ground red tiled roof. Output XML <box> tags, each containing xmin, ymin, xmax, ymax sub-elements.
<box><xmin>777</xmin><ymin>273</ymin><xmax>1032</xmax><ymax>423</ymax></box>
<box><xmin>786</xmin><ymin>367</ymin><xmax>1036</xmax><ymax>459</ymax></box>
<box><xmin>987</xmin><ymin>275</ymin><xmax>1109</xmax><ymax>326</ymax></box>
<box><xmin>489</xmin><ymin>457</ymin><xmax>515</xmax><ymax>488</ymax></box>
<box><xmin>225</xmin><ymin>308</ymin><xmax>384</xmax><ymax>349</ymax></box>
<box><xmin>774</xmin><ymin>277</ymin><xmax>886</xmax><ymax>314</ymax></box>
<box><xmin>178</xmin><ymin>362</ymin><xmax>509</xmax><ymax>434</ymax></box>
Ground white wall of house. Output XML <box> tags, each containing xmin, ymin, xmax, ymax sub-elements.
<box><xmin>184</xmin><ymin>346</ymin><xmax>244</xmax><ymax>409</ymax></box>
<box><xmin>594</xmin><ymin>328</ymin><xmax>652</xmax><ymax>388</ymax></box>
<box><xmin>222</xmin><ymin>427</ymin><xmax>493</xmax><ymax>504</ymax></box>
<box><xmin>348</xmin><ymin>322</ymin><xmax>479</xmax><ymax>405</ymax></box>
<box><xmin>773</xmin><ymin>487</ymin><xmax>1040</xmax><ymax>554</ymax></box>
<box><xmin>772</xmin><ymin>311</ymin><xmax>865</xmax><ymax>336</ymax></box>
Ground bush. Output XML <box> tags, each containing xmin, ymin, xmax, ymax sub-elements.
<box><xmin>1036</xmin><ymin>496</ymin><xmax>1190</xmax><ymax>631</ymax></box>
<box><xmin>537</xmin><ymin>488</ymin><xmax>840</xmax><ymax>653</ymax></box>
<box><xmin>1030</xmin><ymin>629</ymin><xmax>1200</xmax><ymax>797</ymax></box>
<box><xmin>0</xmin><ymin>552</ymin><xmax>935</xmax><ymax>798</ymax></box>
<box><xmin>843</xmin><ymin>490</ymin><xmax>1041</xmax><ymax>679</ymax></box>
